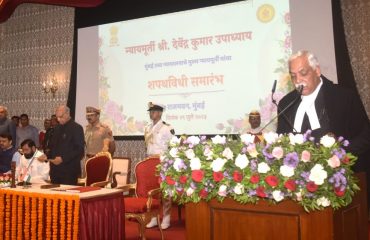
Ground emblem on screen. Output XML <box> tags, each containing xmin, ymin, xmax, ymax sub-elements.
<box><xmin>257</xmin><ymin>4</ymin><xmax>275</xmax><ymax>23</ymax></box>
<box><xmin>110</xmin><ymin>25</ymin><xmax>119</xmax><ymax>46</ymax></box>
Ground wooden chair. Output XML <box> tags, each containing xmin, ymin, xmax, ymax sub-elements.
<box><xmin>78</xmin><ymin>152</ymin><xmax>112</xmax><ymax>187</ymax></box>
<box><xmin>110</xmin><ymin>157</ymin><xmax>131</xmax><ymax>188</ymax></box>
<box><xmin>122</xmin><ymin>156</ymin><xmax>163</xmax><ymax>240</ymax></box>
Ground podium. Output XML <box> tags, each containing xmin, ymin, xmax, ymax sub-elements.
<box><xmin>185</xmin><ymin>173</ymin><xmax>367</xmax><ymax>240</ymax></box>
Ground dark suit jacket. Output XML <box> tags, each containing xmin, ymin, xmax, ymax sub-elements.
<box><xmin>277</xmin><ymin>76</ymin><xmax>370</xmax><ymax>170</ymax></box>
<box><xmin>49</xmin><ymin>119</ymin><xmax>85</xmax><ymax>181</ymax></box>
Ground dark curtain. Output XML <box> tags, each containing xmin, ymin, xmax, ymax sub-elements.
<box><xmin>66</xmin><ymin>21</ymin><xmax>78</xmax><ymax>119</ymax></box>
<box><xmin>331</xmin><ymin>0</ymin><xmax>359</xmax><ymax>93</ymax></box>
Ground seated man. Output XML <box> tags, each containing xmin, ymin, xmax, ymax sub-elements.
<box><xmin>0</xmin><ymin>133</ymin><xmax>17</xmax><ymax>173</ymax></box>
<box><xmin>16</xmin><ymin>139</ymin><xmax>49</xmax><ymax>184</ymax></box>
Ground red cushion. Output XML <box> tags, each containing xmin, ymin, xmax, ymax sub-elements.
<box><xmin>135</xmin><ymin>157</ymin><xmax>160</xmax><ymax>198</ymax></box>
<box><xmin>86</xmin><ymin>155</ymin><xmax>110</xmax><ymax>186</ymax></box>
<box><xmin>124</xmin><ymin>197</ymin><xmax>160</xmax><ymax>213</ymax></box>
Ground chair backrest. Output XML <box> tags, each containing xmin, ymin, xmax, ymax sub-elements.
<box><xmin>85</xmin><ymin>152</ymin><xmax>112</xmax><ymax>186</ymax></box>
<box><xmin>112</xmin><ymin>157</ymin><xmax>131</xmax><ymax>185</ymax></box>
<box><xmin>135</xmin><ymin>156</ymin><xmax>160</xmax><ymax>198</ymax></box>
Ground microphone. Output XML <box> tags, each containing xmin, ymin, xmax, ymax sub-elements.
<box><xmin>271</xmin><ymin>80</ymin><xmax>277</xmax><ymax>104</ymax></box>
<box><xmin>272</xmin><ymin>80</ymin><xmax>277</xmax><ymax>93</ymax></box>
<box><xmin>262</xmin><ymin>86</ymin><xmax>303</xmax><ymax>133</ymax></box>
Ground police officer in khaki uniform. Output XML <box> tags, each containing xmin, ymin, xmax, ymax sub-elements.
<box><xmin>85</xmin><ymin>106</ymin><xmax>115</xmax><ymax>156</ymax></box>
<box><xmin>144</xmin><ymin>102</ymin><xmax>174</xmax><ymax>230</ymax></box>
<box><xmin>83</xmin><ymin>107</ymin><xmax>115</xmax><ymax>175</ymax></box>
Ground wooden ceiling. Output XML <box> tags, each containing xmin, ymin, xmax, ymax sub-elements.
<box><xmin>0</xmin><ymin>0</ymin><xmax>105</xmax><ymax>23</ymax></box>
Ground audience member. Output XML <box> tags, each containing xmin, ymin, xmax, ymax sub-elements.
<box><xmin>0</xmin><ymin>133</ymin><xmax>17</xmax><ymax>173</ymax></box>
<box><xmin>0</xmin><ymin>106</ymin><xmax>16</xmax><ymax>147</ymax></box>
<box><xmin>11</xmin><ymin>116</ymin><xmax>20</xmax><ymax>127</ymax></box>
<box><xmin>16</xmin><ymin>114</ymin><xmax>39</xmax><ymax>148</ymax></box>
<box><xmin>39</xmin><ymin>118</ymin><xmax>51</xmax><ymax>151</ymax></box>
<box><xmin>43</xmin><ymin>115</ymin><xmax>59</xmax><ymax>155</ymax></box>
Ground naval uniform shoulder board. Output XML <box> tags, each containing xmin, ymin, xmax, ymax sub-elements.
<box><xmin>162</xmin><ymin>121</ymin><xmax>175</xmax><ymax>134</ymax></box>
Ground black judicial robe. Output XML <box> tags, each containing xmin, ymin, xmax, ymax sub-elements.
<box><xmin>277</xmin><ymin>76</ymin><xmax>370</xmax><ymax>171</ymax></box>
<box><xmin>49</xmin><ymin>119</ymin><xmax>85</xmax><ymax>184</ymax></box>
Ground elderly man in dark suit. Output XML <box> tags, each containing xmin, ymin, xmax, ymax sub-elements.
<box><xmin>47</xmin><ymin>105</ymin><xmax>85</xmax><ymax>185</ymax></box>
<box><xmin>277</xmin><ymin>50</ymin><xmax>370</xmax><ymax>204</ymax></box>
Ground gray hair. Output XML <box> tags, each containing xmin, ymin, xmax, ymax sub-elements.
<box><xmin>288</xmin><ymin>50</ymin><xmax>320</xmax><ymax>70</ymax></box>
<box><xmin>56</xmin><ymin>105</ymin><xmax>70</xmax><ymax>116</ymax></box>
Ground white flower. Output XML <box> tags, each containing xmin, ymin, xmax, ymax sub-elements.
<box><xmin>263</xmin><ymin>132</ymin><xmax>279</xmax><ymax>144</ymax></box>
<box><xmin>173</xmin><ymin>158</ymin><xmax>183</xmax><ymax>172</ymax></box>
<box><xmin>272</xmin><ymin>190</ymin><xmax>284</xmax><ymax>202</ymax></box>
<box><xmin>233</xmin><ymin>183</ymin><xmax>244</xmax><ymax>195</ymax></box>
<box><xmin>169</xmin><ymin>147</ymin><xmax>178</xmax><ymax>158</ymax></box>
<box><xmin>218</xmin><ymin>185</ymin><xmax>227</xmax><ymax>196</ymax></box>
<box><xmin>186</xmin><ymin>187</ymin><xmax>194</xmax><ymax>196</ymax></box>
<box><xmin>222</xmin><ymin>147</ymin><xmax>234</xmax><ymax>160</ymax></box>
<box><xmin>309</xmin><ymin>164</ymin><xmax>328</xmax><ymax>185</ymax></box>
<box><xmin>316</xmin><ymin>196</ymin><xmax>331</xmax><ymax>207</ymax></box>
<box><xmin>240</xmin><ymin>133</ymin><xmax>255</xmax><ymax>145</ymax></box>
<box><xmin>280</xmin><ymin>165</ymin><xmax>295</xmax><ymax>177</ymax></box>
<box><xmin>211</xmin><ymin>135</ymin><xmax>226</xmax><ymax>144</ymax></box>
<box><xmin>235</xmin><ymin>154</ymin><xmax>249</xmax><ymax>169</ymax></box>
<box><xmin>169</xmin><ymin>136</ymin><xmax>181</xmax><ymax>146</ymax></box>
<box><xmin>185</xmin><ymin>149</ymin><xmax>195</xmax><ymax>159</ymax></box>
<box><xmin>211</xmin><ymin>158</ymin><xmax>227</xmax><ymax>172</ymax></box>
<box><xmin>190</xmin><ymin>157</ymin><xmax>201</xmax><ymax>170</ymax></box>
<box><xmin>257</xmin><ymin>162</ymin><xmax>270</xmax><ymax>173</ymax></box>
<box><xmin>327</xmin><ymin>155</ymin><xmax>341</xmax><ymax>168</ymax></box>
<box><xmin>289</xmin><ymin>133</ymin><xmax>304</xmax><ymax>145</ymax></box>
<box><xmin>203</xmin><ymin>147</ymin><xmax>213</xmax><ymax>160</ymax></box>
<box><xmin>160</xmin><ymin>155</ymin><xmax>166</xmax><ymax>162</ymax></box>
<box><xmin>247</xmin><ymin>144</ymin><xmax>258</xmax><ymax>158</ymax></box>
<box><xmin>187</xmin><ymin>136</ymin><xmax>200</xmax><ymax>145</ymax></box>
<box><xmin>320</xmin><ymin>135</ymin><xmax>336</xmax><ymax>148</ymax></box>
<box><xmin>295</xmin><ymin>190</ymin><xmax>303</xmax><ymax>201</ymax></box>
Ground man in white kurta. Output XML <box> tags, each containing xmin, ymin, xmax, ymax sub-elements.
<box><xmin>16</xmin><ymin>139</ymin><xmax>49</xmax><ymax>184</ymax></box>
<box><xmin>144</xmin><ymin>102</ymin><xmax>174</xmax><ymax>230</ymax></box>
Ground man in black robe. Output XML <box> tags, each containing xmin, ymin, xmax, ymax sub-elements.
<box><xmin>48</xmin><ymin>105</ymin><xmax>84</xmax><ymax>185</ymax></box>
<box><xmin>277</xmin><ymin>50</ymin><xmax>370</xmax><ymax>205</ymax></box>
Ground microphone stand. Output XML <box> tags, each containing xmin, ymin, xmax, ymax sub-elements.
<box><xmin>261</xmin><ymin>86</ymin><xmax>303</xmax><ymax>133</ymax></box>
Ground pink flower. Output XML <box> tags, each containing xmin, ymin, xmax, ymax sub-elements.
<box><xmin>301</xmin><ymin>150</ymin><xmax>311</xmax><ymax>162</ymax></box>
<box><xmin>233</xmin><ymin>119</ymin><xmax>243</xmax><ymax>130</ymax></box>
<box><xmin>284</xmin><ymin>12</ymin><xmax>290</xmax><ymax>25</ymax></box>
<box><xmin>216</xmin><ymin>123</ymin><xmax>225</xmax><ymax>130</ymax></box>
<box><xmin>272</xmin><ymin>147</ymin><xmax>284</xmax><ymax>159</ymax></box>
<box><xmin>327</xmin><ymin>155</ymin><xmax>341</xmax><ymax>168</ymax></box>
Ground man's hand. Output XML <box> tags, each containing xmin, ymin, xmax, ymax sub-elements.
<box><xmin>36</xmin><ymin>154</ymin><xmax>47</xmax><ymax>162</ymax></box>
<box><xmin>50</xmin><ymin>156</ymin><xmax>63</xmax><ymax>165</ymax></box>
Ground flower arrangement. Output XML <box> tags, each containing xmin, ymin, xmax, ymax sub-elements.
<box><xmin>159</xmin><ymin>131</ymin><xmax>360</xmax><ymax>212</ymax></box>
<box><xmin>0</xmin><ymin>173</ymin><xmax>12</xmax><ymax>188</ymax></box>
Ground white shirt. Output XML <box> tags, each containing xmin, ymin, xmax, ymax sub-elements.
<box><xmin>16</xmin><ymin>150</ymin><xmax>49</xmax><ymax>183</ymax></box>
<box><xmin>144</xmin><ymin>121</ymin><xmax>174</xmax><ymax>156</ymax></box>
<box><xmin>294</xmin><ymin>79</ymin><xmax>323</xmax><ymax>132</ymax></box>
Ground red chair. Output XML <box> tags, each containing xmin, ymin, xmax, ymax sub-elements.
<box><xmin>123</xmin><ymin>156</ymin><xmax>163</xmax><ymax>240</ymax></box>
<box><xmin>79</xmin><ymin>152</ymin><xmax>112</xmax><ymax>187</ymax></box>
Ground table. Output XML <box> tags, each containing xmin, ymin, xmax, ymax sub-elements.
<box><xmin>0</xmin><ymin>184</ymin><xmax>125</xmax><ymax>240</ymax></box>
